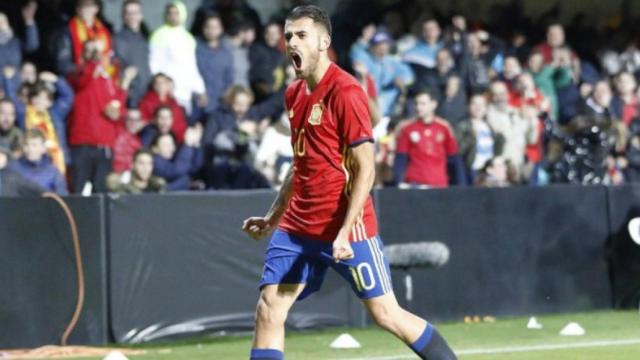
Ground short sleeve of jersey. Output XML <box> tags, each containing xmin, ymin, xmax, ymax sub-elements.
<box><xmin>334</xmin><ymin>85</ymin><xmax>373</xmax><ymax>147</ymax></box>
<box><xmin>444</xmin><ymin>124</ymin><xmax>458</xmax><ymax>155</ymax></box>
<box><xmin>395</xmin><ymin>125</ymin><xmax>410</xmax><ymax>154</ymax></box>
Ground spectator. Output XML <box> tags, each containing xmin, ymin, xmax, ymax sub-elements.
<box><xmin>533</xmin><ymin>24</ymin><xmax>573</xmax><ymax>64</ymax></box>
<box><xmin>20</xmin><ymin>61</ymin><xmax>38</xmax><ymax>86</ymax></box>
<box><xmin>486</xmin><ymin>80</ymin><xmax>538</xmax><ymax>179</ymax></box>
<box><xmin>352</xmin><ymin>60</ymin><xmax>381</xmax><ymax>128</ymax></box>
<box><xmin>151</xmin><ymin>129</ymin><xmax>203</xmax><ymax>191</ymax></box>
<box><xmin>623</xmin><ymin>121</ymin><xmax>640</xmax><ymax>182</ymax></box>
<box><xmin>0</xmin><ymin>141</ymin><xmax>43</xmax><ymax>196</ymax></box>
<box><xmin>435</xmin><ymin>75</ymin><xmax>467</xmax><ymax>127</ymax></box>
<box><xmin>196</xmin><ymin>12</ymin><xmax>233</xmax><ymax>114</ymax></box>
<box><xmin>249</xmin><ymin>21</ymin><xmax>285</xmax><ymax>103</ymax></box>
<box><xmin>107</xmin><ymin>149</ymin><xmax>165</xmax><ymax>194</ymax></box>
<box><xmin>350</xmin><ymin>28</ymin><xmax>414</xmax><ymax>117</ymax></box>
<box><xmin>202</xmin><ymin>85</ymin><xmax>269</xmax><ymax>189</ymax></box>
<box><xmin>113</xmin><ymin>0</ymin><xmax>151</xmax><ymax>107</ymax></box>
<box><xmin>411</xmin><ymin>47</ymin><xmax>457</xmax><ymax>100</ymax></box>
<box><xmin>67</xmin><ymin>39</ymin><xmax>136</xmax><ymax>194</ymax></box>
<box><xmin>580</xmin><ymin>80</ymin><xmax>615</xmax><ymax>119</ymax></box>
<box><xmin>455</xmin><ymin>94</ymin><xmax>504</xmax><ymax>183</ymax></box>
<box><xmin>54</xmin><ymin>0</ymin><xmax>113</xmax><ymax>76</ymax></box>
<box><xmin>0</xmin><ymin>98</ymin><xmax>22</xmax><ymax>158</ymax></box>
<box><xmin>139</xmin><ymin>105</ymin><xmax>175</xmax><ymax>147</ymax></box>
<box><xmin>211</xmin><ymin>0</ymin><xmax>262</xmax><ymax>34</ymax></box>
<box><xmin>139</xmin><ymin>73</ymin><xmax>188</xmax><ymax>143</ymax></box>
<box><xmin>6</xmin><ymin>71</ymin><xmax>74</xmax><ymax>176</ymax></box>
<box><xmin>11</xmin><ymin>129</ymin><xmax>67</xmax><ymax>195</ymax></box>
<box><xmin>611</xmin><ymin>71</ymin><xmax>639</xmax><ymax>127</ymax></box>
<box><xmin>474</xmin><ymin>156</ymin><xmax>513</xmax><ymax>187</ymax></box>
<box><xmin>254</xmin><ymin>113</ymin><xmax>292</xmax><ymax>186</ymax></box>
<box><xmin>394</xmin><ymin>90</ymin><xmax>464</xmax><ymax>187</ymax></box>
<box><xmin>222</xmin><ymin>20</ymin><xmax>255</xmax><ymax>87</ymax></box>
<box><xmin>527</xmin><ymin>50</ymin><xmax>573</xmax><ymax>121</ymax></box>
<box><xmin>402</xmin><ymin>18</ymin><xmax>443</xmax><ymax>71</ymax></box>
<box><xmin>499</xmin><ymin>55</ymin><xmax>523</xmax><ymax>94</ymax></box>
<box><xmin>112</xmin><ymin>108</ymin><xmax>144</xmax><ymax>173</ymax></box>
<box><xmin>149</xmin><ymin>1</ymin><xmax>206</xmax><ymax>113</ymax></box>
<box><xmin>459</xmin><ymin>32</ymin><xmax>494</xmax><ymax>95</ymax></box>
<box><xmin>0</xmin><ymin>1</ymin><xmax>39</xmax><ymax>71</ymax></box>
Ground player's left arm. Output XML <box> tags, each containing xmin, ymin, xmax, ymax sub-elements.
<box><xmin>333</xmin><ymin>142</ymin><xmax>376</xmax><ymax>260</ymax></box>
<box><xmin>332</xmin><ymin>84</ymin><xmax>376</xmax><ymax>262</ymax></box>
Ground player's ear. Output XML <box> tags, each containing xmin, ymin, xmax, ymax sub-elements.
<box><xmin>319</xmin><ymin>33</ymin><xmax>331</xmax><ymax>51</ymax></box>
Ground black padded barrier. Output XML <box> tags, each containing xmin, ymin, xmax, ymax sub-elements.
<box><xmin>376</xmin><ymin>185</ymin><xmax>613</xmax><ymax>321</ymax></box>
<box><xmin>0</xmin><ymin>196</ymin><xmax>109</xmax><ymax>348</ymax></box>
<box><xmin>107</xmin><ymin>192</ymin><xmax>358</xmax><ymax>344</ymax></box>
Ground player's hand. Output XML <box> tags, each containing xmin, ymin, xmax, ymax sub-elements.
<box><xmin>332</xmin><ymin>231</ymin><xmax>354</xmax><ymax>263</ymax></box>
<box><xmin>242</xmin><ymin>217</ymin><xmax>273</xmax><ymax>241</ymax></box>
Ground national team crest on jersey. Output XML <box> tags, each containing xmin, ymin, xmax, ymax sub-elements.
<box><xmin>308</xmin><ymin>103</ymin><xmax>324</xmax><ymax>125</ymax></box>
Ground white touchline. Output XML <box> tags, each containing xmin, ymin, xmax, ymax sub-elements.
<box><xmin>331</xmin><ymin>338</ymin><xmax>640</xmax><ymax>360</ymax></box>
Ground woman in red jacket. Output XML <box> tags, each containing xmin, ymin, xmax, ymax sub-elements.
<box><xmin>139</xmin><ymin>73</ymin><xmax>187</xmax><ymax>143</ymax></box>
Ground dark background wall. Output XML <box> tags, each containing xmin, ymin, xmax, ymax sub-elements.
<box><xmin>1</xmin><ymin>185</ymin><xmax>639</xmax><ymax>347</ymax></box>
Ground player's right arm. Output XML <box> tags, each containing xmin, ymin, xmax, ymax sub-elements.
<box><xmin>242</xmin><ymin>166</ymin><xmax>295</xmax><ymax>240</ymax></box>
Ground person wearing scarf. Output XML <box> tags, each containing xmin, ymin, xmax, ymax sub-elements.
<box><xmin>53</xmin><ymin>0</ymin><xmax>114</xmax><ymax>77</ymax></box>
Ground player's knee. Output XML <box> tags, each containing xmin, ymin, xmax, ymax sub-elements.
<box><xmin>255</xmin><ymin>294</ymin><xmax>287</xmax><ymax>326</ymax></box>
<box><xmin>369</xmin><ymin>305</ymin><xmax>398</xmax><ymax>331</ymax></box>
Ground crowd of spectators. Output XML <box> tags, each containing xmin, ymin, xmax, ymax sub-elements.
<box><xmin>1</xmin><ymin>0</ymin><xmax>640</xmax><ymax>196</ymax></box>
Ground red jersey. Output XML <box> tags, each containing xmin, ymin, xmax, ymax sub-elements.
<box><xmin>396</xmin><ymin>117</ymin><xmax>458</xmax><ymax>187</ymax></box>
<box><xmin>278</xmin><ymin>63</ymin><xmax>378</xmax><ymax>243</ymax></box>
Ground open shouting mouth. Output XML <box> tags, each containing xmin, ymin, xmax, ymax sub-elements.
<box><xmin>290</xmin><ymin>51</ymin><xmax>303</xmax><ymax>72</ymax></box>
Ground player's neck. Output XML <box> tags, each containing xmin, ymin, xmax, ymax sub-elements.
<box><xmin>305</xmin><ymin>57</ymin><xmax>332</xmax><ymax>91</ymax></box>
<box><xmin>420</xmin><ymin>114</ymin><xmax>435</xmax><ymax>124</ymax></box>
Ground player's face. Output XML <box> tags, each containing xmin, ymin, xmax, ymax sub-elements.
<box><xmin>284</xmin><ymin>17</ymin><xmax>329</xmax><ymax>79</ymax></box>
<box><xmin>415</xmin><ymin>94</ymin><xmax>437</xmax><ymax>118</ymax></box>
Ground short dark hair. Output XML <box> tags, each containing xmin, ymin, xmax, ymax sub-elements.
<box><xmin>153</xmin><ymin>105</ymin><xmax>173</xmax><ymax>120</ymax></box>
<box><xmin>133</xmin><ymin>149</ymin><xmax>153</xmax><ymax>162</ymax></box>
<box><xmin>151</xmin><ymin>132</ymin><xmax>177</xmax><ymax>148</ymax></box>
<box><xmin>414</xmin><ymin>88</ymin><xmax>439</xmax><ymax>102</ymax></box>
<box><xmin>287</xmin><ymin>5</ymin><xmax>332</xmax><ymax>37</ymax></box>
<box><xmin>27</xmin><ymin>82</ymin><xmax>52</xmax><ymax>102</ymax></box>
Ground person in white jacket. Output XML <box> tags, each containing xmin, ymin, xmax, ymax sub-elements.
<box><xmin>486</xmin><ymin>80</ymin><xmax>538</xmax><ymax>180</ymax></box>
<box><xmin>149</xmin><ymin>1</ymin><xmax>205</xmax><ymax>114</ymax></box>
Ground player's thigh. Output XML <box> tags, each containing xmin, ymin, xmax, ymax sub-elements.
<box><xmin>329</xmin><ymin>236</ymin><xmax>394</xmax><ymax>299</ymax></box>
<box><xmin>260</xmin><ymin>229</ymin><xmax>329</xmax><ymax>300</ymax></box>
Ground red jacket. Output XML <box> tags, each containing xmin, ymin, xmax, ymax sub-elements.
<box><xmin>138</xmin><ymin>91</ymin><xmax>187</xmax><ymax>144</ymax></box>
<box><xmin>112</xmin><ymin>125</ymin><xmax>142</xmax><ymax>173</ymax></box>
<box><xmin>67</xmin><ymin>61</ymin><xmax>127</xmax><ymax>148</ymax></box>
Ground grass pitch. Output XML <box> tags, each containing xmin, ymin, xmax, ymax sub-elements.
<box><xmin>76</xmin><ymin>310</ymin><xmax>639</xmax><ymax>359</ymax></box>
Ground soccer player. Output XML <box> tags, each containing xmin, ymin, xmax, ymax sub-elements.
<box><xmin>242</xmin><ymin>5</ymin><xmax>457</xmax><ymax>360</ymax></box>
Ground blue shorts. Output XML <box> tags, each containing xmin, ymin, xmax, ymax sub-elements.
<box><xmin>259</xmin><ymin>229</ymin><xmax>393</xmax><ymax>300</ymax></box>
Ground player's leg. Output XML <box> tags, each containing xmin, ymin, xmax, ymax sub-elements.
<box><xmin>251</xmin><ymin>229</ymin><xmax>329</xmax><ymax>360</ymax></box>
<box><xmin>328</xmin><ymin>236</ymin><xmax>456</xmax><ymax>359</ymax></box>
<box><xmin>363</xmin><ymin>292</ymin><xmax>456</xmax><ymax>359</ymax></box>
<box><xmin>251</xmin><ymin>283</ymin><xmax>305</xmax><ymax>359</ymax></box>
